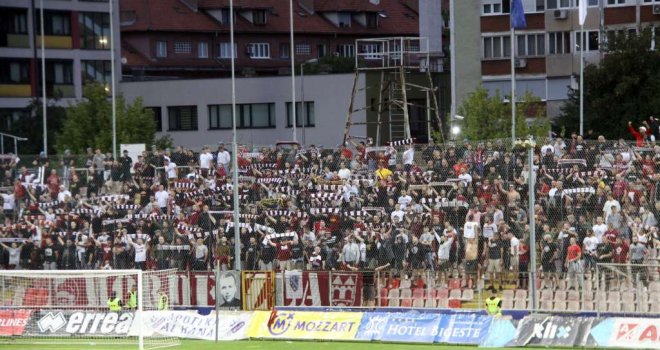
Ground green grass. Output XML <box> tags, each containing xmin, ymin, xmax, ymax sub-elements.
<box><xmin>0</xmin><ymin>339</ymin><xmax>597</xmax><ymax>350</ymax></box>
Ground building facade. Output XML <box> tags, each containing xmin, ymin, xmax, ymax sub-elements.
<box><xmin>0</xmin><ymin>0</ymin><xmax>120</xmax><ymax>129</ymax></box>
<box><xmin>120</xmin><ymin>0</ymin><xmax>421</xmax><ymax>79</ymax></box>
<box><xmin>454</xmin><ymin>0</ymin><xmax>660</xmax><ymax>119</ymax></box>
<box><xmin>119</xmin><ymin>73</ymin><xmax>366</xmax><ymax>148</ymax></box>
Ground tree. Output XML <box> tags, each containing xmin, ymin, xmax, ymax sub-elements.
<box><xmin>557</xmin><ymin>27</ymin><xmax>660</xmax><ymax>138</ymax></box>
<box><xmin>458</xmin><ymin>86</ymin><xmax>550</xmax><ymax>141</ymax></box>
<box><xmin>0</xmin><ymin>98</ymin><xmax>67</xmax><ymax>155</ymax></box>
<box><xmin>56</xmin><ymin>83</ymin><xmax>155</xmax><ymax>154</ymax></box>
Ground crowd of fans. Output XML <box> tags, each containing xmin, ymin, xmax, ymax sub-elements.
<box><xmin>0</xmin><ymin>131</ymin><xmax>658</xmax><ymax>292</ymax></box>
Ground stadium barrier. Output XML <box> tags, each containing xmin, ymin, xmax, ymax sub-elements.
<box><xmin>2</xmin><ymin>307</ymin><xmax>658</xmax><ymax>348</ymax></box>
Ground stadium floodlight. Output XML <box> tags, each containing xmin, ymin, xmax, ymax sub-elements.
<box><xmin>0</xmin><ymin>269</ymin><xmax>179</xmax><ymax>349</ymax></box>
<box><xmin>451</xmin><ymin>126</ymin><xmax>461</xmax><ymax>135</ymax></box>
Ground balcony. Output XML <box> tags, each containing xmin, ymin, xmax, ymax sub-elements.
<box><xmin>0</xmin><ymin>84</ymin><xmax>31</xmax><ymax>97</ymax></box>
<box><xmin>47</xmin><ymin>84</ymin><xmax>75</xmax><ymax>98</ymax></box>
<box><xmin>36</xmin><ymin>35</ymin><xmax>73</xmax><ymax>49</ymax></box>
<box><xmin>2</xmin><ymin>34</ymin><xmax>30</xmax><ymax>48</ymax></box>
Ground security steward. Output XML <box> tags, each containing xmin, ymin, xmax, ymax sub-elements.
<box><xmin>485</xmin><ymin>287</ymin><xmax>502</xmax><ymax>318</ymax></box>
<box><xmin>107</xmin><ymin>292</ymin><xmax>122</xmax><ymax>312</ymax></box>
<box><xmin>127</xmin><ymin>287</ymin><xmax>137</xmax><ymax>310</ymax></box>
<box><xmin>157</xmin><ymin>289</ymin><xmax>169</xmax><ymax>311</ymax></box>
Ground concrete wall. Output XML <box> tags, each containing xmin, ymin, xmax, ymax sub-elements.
<box><xmin>451</xmin><ymin>0</ymin><xmax>482</xmax><ymax>115</ymax></box>
<box><xmin>119</xmin><ymin>73</ymin><xmax>366</xmax><ymax>148</ymax></box>
<box><xmin>419</xmin><ymin>0</ymin><xmax>443</xmax><ymax>54</ymax></box>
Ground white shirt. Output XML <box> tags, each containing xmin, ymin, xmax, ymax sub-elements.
<box><xmin>217</xmin><ymin>150</ymin><xmax>231</xmax><ymax>166</ymax></box>
<box><xmin>1</xmin><ymin>193</ymin><xmax>15</xmax><ymax>211</ymax></box>
<box><xmin>592</xmin><ymin>223</ymin><xmax>608</xmax><ymax>243</ymax></box>
<box><xmin>482</xmin><ymin>222</ymin><xmax>497</xmax><ymax>239</ymax></box>
<box><xmin>7</xmin><ymin>246</ymin><xmax>20</xmax><ymax>266</ymax></box>
<box><xmin>463</xmin><ymin>221</ymin><xmax>478</xmax><ymax>239</ymax></box>
<box><xmin>510</xmin><ymin>236</ymin><xmax>520</xmax><ymax>256</ymax></box>
<box><xmin>402</xmin><ymin>148</ymin><xmax>414</xmax><ymax>165</ymax></box>
<box><xmin>57</xmin><ymin>191</ymin><xmax>71</xmax><ymax>202</ymax></box>
<box><xmin>397</xmin><ymin>195</ymin><xmax>412</xmax><ymax>209</ymax></box>
<box><xmin>165</xmin><ymin>162</ymin><xmax>177</xmax><ymax>179</ymax></box>
<box><xmin>337</xmin><ymin>168</ymin><xmax>351</xmax><ymax>180</ymax></box>
<box><xmin>155</xmin><ymin>190</ymin><xmax>169</xmax><ymax>208</ymax></box>
<box><xmin>602</xmin><ymin>199</ymin><xmax>621</xmax><ymax>217</ymax></box>
<box><xmin>391</xmin><ymin>210</ymin><xmax>404</xmax><ymax>222</ymax></box>
<box><xmin>541</xmin><ymin>144</ymin><xmax>554</xmax><ymax>156</ymax></box>
<box><xmin>199</xmin><ymin>152</ymin><xmax>214</xmax><ymax>169</ymax></box>
<box><xmin>133</xmin><ymin>243</ymin><xmax>147</xmax><ymax>262</ymax></box>
<box><xmin>583</xmin><ymin>236</ymin><xmax>599</xmax><ymax>252</ymax></box>
<box><xmin>458</xmin><ymin>172</ymin><xmax>472</xmax><ymax>185</ymax></box>
<box><xmin>434</xmin><ymin>234</ymin><xmax>453</xmax><ymax>260</ymax></box>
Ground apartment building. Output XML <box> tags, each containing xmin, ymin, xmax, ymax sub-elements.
<box><xmin>120</xmin><ymin>0</ymin><xmax>422</xmax><ymax>79</ymax></box>
<box><xmin>454</xmin><ymin>0</ymin><xmax>660</xmax><ymax>118</ymax></box>
<box><xmin>0</xmin><ymin>0</ymin><xmax>120</xmax><ymax>129</ymax></box>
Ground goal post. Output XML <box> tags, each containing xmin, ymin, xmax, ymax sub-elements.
<box><xmin>0</xmin><ymin>269</ymin><xmax>179</xmax><ymax>349</ymax></box>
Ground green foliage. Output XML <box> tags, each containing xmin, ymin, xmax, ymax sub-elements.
<box><xmin>5</xmin><ymin>98</ymin><xmax>67</xmax><ymax>155</ymax></box>
<box><xmin>301</xmin><ymin>56</ymin><xmax>355</xmax><ymax>75</ymax></box>
<box><xmin>557</xmin><ymin>27</ymin><xmax>660</xmax><ymax>138</ymax></box>
<box><xmin>153</xmin><ymin>134</ymin><xmax>174</xmax><ymax>151</ymax></box>
<box><xmin>56</xmin><ymin>83</ymin><xmax>156</xmax><ymax>154</ymax></box>
<box><xmin>458</xmin><ymin>86</ymin><xmax>550</xmax><ymax>141</ymax></box>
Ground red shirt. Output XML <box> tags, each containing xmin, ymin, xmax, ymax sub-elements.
<box><xmin>275</xmin><ymin>243</ymin><xmax>291</xmax><ymax>261</ymax></box>
<box><xmin>567</xmin><ymin>244</ymin><xmax>581</xmax><ymax>261</ymax></box>
<box><xmin>612</xmin><ymin>242</ymin><xmax>629</xmax><ymax>263</ymax></box>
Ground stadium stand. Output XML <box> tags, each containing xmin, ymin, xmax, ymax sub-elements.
<box><xmin>0</xmin><ymin>135</ymin><xmax>658</xmax><ymax>314</ymax></box>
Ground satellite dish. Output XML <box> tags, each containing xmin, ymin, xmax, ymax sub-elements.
<box><xmin>121</xmin><ymin>57</ymin><xmax>127</xmax><ymax>64</ymax></box>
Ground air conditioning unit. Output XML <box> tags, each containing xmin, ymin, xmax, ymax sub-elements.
<box><xmin>653</xmin><ymin>4</ymin><xmax>660</xmax><ymax>15</ymax></box>
<box><xmin>553</xmin><ymin>9</ymin><xmax>568</xmax><ymax>20</ymax></box>
<box><xmin>514</xmin><ymin>58</ymin><xmax>527</xmax><ymax>68</ymax></box>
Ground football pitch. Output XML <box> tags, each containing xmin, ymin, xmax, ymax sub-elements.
<box><xmin>2</xmin><ymin>340</ymin><xmax>600</xmax><ymax>350</ymax></box>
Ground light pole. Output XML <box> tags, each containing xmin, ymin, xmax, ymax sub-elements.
<box><xmin>109</xmin><ymin>0</ymin><xmax>117</xmax><ymax>159</ymax></box>
<box><xmin>229</xmin><ymin>0</ymin><xmax>240</xmax><ymax>271</ymax></box>
<box><xmin>39</xmin><ymin>0</ymin><xmax>47</xmax><ymax>156</ymax></box>
<box><xmin>289</xmin><ymin>0</ymin><xmax>296</xmax><ymax>142</ymax></box>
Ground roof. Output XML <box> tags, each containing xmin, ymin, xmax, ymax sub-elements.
<box><xmin>120</xmin><ymin>0</ymin><xmax>419</xmax><ymax>35</ymax></box>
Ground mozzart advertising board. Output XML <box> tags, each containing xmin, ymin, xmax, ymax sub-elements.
<box><xmin>247</xmin><ymin>311</ymin><xmax>363</xmax><ymax>340</ymax></box>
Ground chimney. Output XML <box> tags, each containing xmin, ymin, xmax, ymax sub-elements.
<box><xmin>180</xmin><ymin>0</ymin><xmax>198</xmax><ymax>12</ymax></box>
<box><xmin>299</xmin><ymin>0</ymin><xmax>314</xmax><ymax>14</ymax></box>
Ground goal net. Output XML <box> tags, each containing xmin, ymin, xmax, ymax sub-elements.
<box><xmin>0</xmin><ymin>269</ymin><xmax>180</xmax><ymax>349</ymax></box>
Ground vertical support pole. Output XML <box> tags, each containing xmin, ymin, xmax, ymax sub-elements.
<box><xmin>399</xmin><ymin>68</ymin><xmax>411</xmax><ymax>139</ymax></box>
<box><xmin>528</xmin><ymin>145</ymin><xmax>537</xmax><ymax>312</ymax></box>
<box><xmin>376</xmin><ymin>70</ymin><xmax>385</xmax><ymax>145</ymax></box>
<box><xmin>40</xmin><ymin>0</ymin><xmax>47</xmax><ymax>156</ymax></box>
<box><xmin>137</xmin><ymin>270</ymin><xmax>144</xmax><ymax>350</ymax></box>
<box><xmin>511</xmin><ymin>28</ymin><xmax>516</xmax><ymax>144</ymax></box>
<box><xmin>579</xmin><ymin>24</ymin><xmax>585</xmax><ymax>136</ymax></box>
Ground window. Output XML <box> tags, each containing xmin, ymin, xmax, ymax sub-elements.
<box><xmin>156</xmin><ymin>41</ymin><xmax>167</xmax><ymax>58</ymax></box>
<box><xmin>576</xmin><ymin>0</ymin><xmax>599</xmax><ymax>5</ymax></box>
<box><xmin>253</xmin><ymin>10</ymin><xmax>266</xmax><ymax>25</ymax></box>
<box><xmin>198</xmin><ymin>42</ymin><xmax>208</xmax><ymax>58</ymax></box>
<box><xmin>217</xmin><ymin>42</ymin><xmax>236</xmax><ymax>58</ymax></box>
<box><xmin>516</xmin><ymin>33</ymin><xmax>545</xmax><ymax>57</ymax></box>
<box><xmin>174</xmin><ymin>41</ymin><xmax>192</xmax><ymax>54</ymax></box>
<box><xmin>295</xmin><ymin>44</ymin><xmax>311</xmax><ymax>55</ymax></box>
<box><xmin>1</xmin><ymin>9</ymin><xmax>27</xmax><ymax>35</ymax></box>
<box><xmin>482</xmin><ymin>0</ymin><xmax>503</xmax><ymax>14</ymax></box>
<box><xmin>338</xmin><ymin>12</ymin><xmax>351</xmax><ymax>27</ymax></box>
<box><xmin>37</xmin><ymin>11</ymin><xmax>71</xmax><ymax>35</ymax></box>
<box><xmin>168</xmin><ymin>106</ymin><xmax>198</xmax><ymax>131</ymax></box>
<box><xmin>365</xmin><ymin>12</ymin><xmax>378</xmax><ymax>28</ymax></box>
<box><xmin>247</xmin><ymin>43</ymin><xmax>270</xmax><ymax>59</ymax></box>
<box><xmin>286</xmin><ymin>102</ymin><xmax>315</xmax><ymax>127</ymax></box>
<box><xmin>317</xmin><ymin>44</ymin><xmax>326</xmax><ymax>58</ymax></box>
<box><xmin>546</xmin><ymin>0</ymin><xmax>572</xmax><ymax>9</ymax></box>
<box><xmin>606</xmin><ymin>0</ymin><xmax>626</xmax><ymax>4</ymax></box>
<box><xmin>81</xmin><ymin>60</ymin><xmax>111</xmax><ymax>85</ymax></box>
<box><xmin>280</xmin><ymin>43</ymin><xmax>290</xmax><ymax>58</ymax></box>
<box><xmin>482</xmin><ymin>35</ymin><xmax>511</xmax><ymax>59</ymax></box>
<box><xmin>209</xmin><ymin>103</ymin><xmax>275</xmax><ymax>129</ymax></box>
<box><xmin>548</xmin><ymin>31</ymin><xmax>571</xmax><ymax>54</ymax></box>
<box><xmin>79</xmin><ymin>12</ymin><xmax>110</xmax><ymax>49</ymax></box>
<box><xmin>361</xmin><ymin>43</ymin><xmax>382</xmax><ymax>59</ymax></box>
<box><xmin>337</xmin><ymin>44</ymin><xmax>354</xmax><ymax>57</ymax></box>
<box><xmin>0</xmin><ymin>60</ymin><xmax>29</xmax><ymax>84</ymax></box>
<box><xmin>46</xmin><ymin>61</ymin><xmax>73</xmax><ymax>84</ymax></box>
<box><xmin>536</xmin><ymin>0</ymin><xmax>545</xmax><ymax>11</ymax></box>
<box><xmin>145</xmin><ymin>107</ymin><xmax>162</xmax><ymax>132</ymax></box>
<box><xmin>575</xmin><ymin>31</ymin><xmax>599</xmax><ymax>51</ymax></box>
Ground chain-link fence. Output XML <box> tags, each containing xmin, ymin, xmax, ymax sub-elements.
<box><xmin>0</xmin><ymin>137</ymin><xmax>658</xmax><ymax>314</ymax></box>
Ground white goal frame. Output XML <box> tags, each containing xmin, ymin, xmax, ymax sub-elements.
<box><xmin>0</xmin><ymin>269</ymin><xmax>147</xmax><ymax>349</ymax></box>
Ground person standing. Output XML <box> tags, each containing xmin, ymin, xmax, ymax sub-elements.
<box><xmin>126</xmin><ymin>287</ymin><xmax>137</xmax><ymax>310</ymax></box>
<box><xmin>157</xmin><ymin>289</ymin><xmax>169</xmax><ymax>310</ymax></box>
<box><xmin>216</xmin><ymin>143</ymin><xmax>231</xmax><ymax>174</ymax></box>
<box><xmin>107</xmin><ymin>291</ymin><xmax>122</xmax><ymax>312</ymax></box>
<box><xmin>565</xmin><ymin>237</ymin><xmax>583</xmax><ymax>290</ymax></box>
<box><xmin>485</xmin><ymin>288</ymin><xmax>502</xmax><ymax>318</ymax></box>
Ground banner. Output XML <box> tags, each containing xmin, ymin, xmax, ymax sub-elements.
<box><xmin>356</xmin><ymin>312</ymin><xmax>441</xmax><ymax>343</ymax></box>
<box><xmin>0</xmin><ymin>310</ymin><xmax>31</xmax><ymax>336</ymax></box>
<box><xmin>508</xmin><ymin>315</ymin><xmax>593</xmax><ymax>347</ymax></box>
<box><xmin>480</xmin><ymin>318</ymin><xmax>518</xmax><ymax>348</ymax></box>
<box><xmin>140</xmin><ymin>311</ymin><xmax>251</xmax><ymax>340</ymax></box>
<box><xmin>26</xmin><ymin>310</ymin><xmax>134</xmax><ymax>336</ymax></box>
<box><xmin>590</xmin><ymin>318</ymin><xmax>660</xmax><ymax>349</ymax></box>
<box><xmin>3</xmin><ymin>272</ymin><xmax>240</xmax><ymax>309</ymax></box>
<box><xmin>276</xmin><ymin>271</ymin><xmax>363</xmax><ymax>307</ymax></box>
<box><xmin>435</xmin><ymin>313</ymin><xmax>492</xmax><ymax>344</ymax></box>
<box><xmin>247</xmin><ymin>311</ymin><xmax>362</xmax><ymax>340</ymax></box>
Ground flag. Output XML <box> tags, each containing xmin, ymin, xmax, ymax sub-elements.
<box><xmin>579</xmin><ymin>0</ymin><xmax>588</xmax><ymax>25</ymax></box>
<box><xmin>510</xmin><ymin>0</ymin><xmax>527</xmax><ymax>29</ymax></box>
